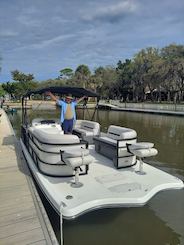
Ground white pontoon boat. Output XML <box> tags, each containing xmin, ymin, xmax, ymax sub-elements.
<box><xmin>20</xmin><ymin>87</ymin><xmax>184</xmax><ymax>244</ymax></box>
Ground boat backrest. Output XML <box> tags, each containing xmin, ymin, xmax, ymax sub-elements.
<box><xmin>74</xmin><ymin>120</ymin><xmax>83</xmax><ymax>128</ymax></box>
<box><xmin>107</xmin><ymin>125</ymin><xmax>137</xmax><ymax>140</ymax></box>
<box><xmin>81</xmin><ymin>120</ymin><xmax>100</xmax><ymax>132</ymax></box>
<box><xmin>29</xmin><ymin>127</ymin><xmax>80</xmax><ymax>144</ymax></box>
<box><xmin>32</xmin><ymin>118</ymin><xmax>60</xmax><ymax>127</ymax></box>
<box><xmin>75</xmin><ymin>120</ymin><xmax>100</xmax><ymax>134</ymax></box>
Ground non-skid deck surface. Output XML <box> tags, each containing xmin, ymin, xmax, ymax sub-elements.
<box><xmin>0</xmin><ymin>109</ymin><xmax>54</xmax><ymax>245</ymax></box>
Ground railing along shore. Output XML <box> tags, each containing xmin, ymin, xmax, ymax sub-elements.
<box><xmin>101</xmin><ymin>100</ymin><xmax>184</xmax><ymax>112</ymax></box>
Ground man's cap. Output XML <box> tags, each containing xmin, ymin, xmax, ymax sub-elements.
<box><xmin>65</xmin><ymin>94</ymin><xmax>73</xmax><ymax>100</ymax></box>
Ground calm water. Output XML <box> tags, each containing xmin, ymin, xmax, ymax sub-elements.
<box><xmin>8</xmin><ymin>108</ymin><xmax>184</xmax><ymax>245</ymax></box>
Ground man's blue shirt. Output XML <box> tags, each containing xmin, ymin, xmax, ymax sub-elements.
<box><xmin>57</xmin><ymin>100</ymin><xmax>77</xmax><ymax>123</ymax></box>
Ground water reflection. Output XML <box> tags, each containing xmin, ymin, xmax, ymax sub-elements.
<box><xmin>8</xmin><ymin>108</ymin><xmax>184</xmax><ymax>245</ymax></box>
<box><xmin>64</xmin><ymin>207</ymin><xmax>181</xmax><ymax>245</ymax></box>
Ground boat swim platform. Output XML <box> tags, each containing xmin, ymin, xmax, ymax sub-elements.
<box><xmin>0</xmin><ymin>109</ymin><xmax>58</xmax><ymax>245</ymax></box>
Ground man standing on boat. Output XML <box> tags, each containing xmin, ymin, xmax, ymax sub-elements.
<box><xmin>46</xmin><ymin>91</ymin><xmax>86</xmax><ymax>134</ymax></box>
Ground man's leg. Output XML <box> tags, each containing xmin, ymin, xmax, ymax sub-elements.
<box><xmin>68</xmin><ymin>119</ymin><xmax>74</xmax><ymax>133</ymax></box>
<box><xmin>62</xmin><ymin>120</ymin><xmax>70</xmax><ymax>134</ymax></box>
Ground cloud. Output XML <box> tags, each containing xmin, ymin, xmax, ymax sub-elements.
<box><xmin>81</xmin><ymin>0</ymin><xmax>138</xmax><ymax>22</ymax></box>
<box><xmin>31</xmin><ymin>34</ymin><xmax>76</xmax><ymax>49</ymax></box>
<box><xmin>17</xmin><ymin>15</ymin><xmax>41</xmax><ymax>27</ymax></box>
<box><xmin>17</xmin><ymin>6</ymin><xmax>41</xmax><ymax>27</ymax></box>
<box><xmin>0</xmin><ymin>30</ymin><xmax>18</xmax><ymax>38</ymax></box>
<box><xmin>11</xmin><ymin>34</ymin><xmax>76</xmax><ymax>51</ymax></box>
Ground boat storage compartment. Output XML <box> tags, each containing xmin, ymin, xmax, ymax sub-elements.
<box><xmin>73</xmin><ymin>120</ymin><xmax>100</xmax><ymax>144</ymax></box>
<box><xmin>94</xmin><ymin>125</ymin><xmax>137</xmax><ymax>168</ymax></box>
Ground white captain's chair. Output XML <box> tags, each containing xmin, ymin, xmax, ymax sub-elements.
<box><xmin>62</xmin><ymin>148</ymin><xmax>93</xmax><ymax>187</ymax></box>
<box><xmin>128</xmin><ymin>142</ymin><xmax>158</xmax><ymax>175</ymax></box>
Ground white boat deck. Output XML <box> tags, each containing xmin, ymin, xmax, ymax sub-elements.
<box><xmin>21</xmin><ymin>141</ymin><xmax>184</xmax><ymax>220</ymax></box>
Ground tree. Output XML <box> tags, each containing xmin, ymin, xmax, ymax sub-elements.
<box><xmin>75</xmin><ymin>65</ymin><xmax>91</xmax><ymax>88</ymax></box>
<box><xmin>59</xmin><ymin>68</ymin><xmax>73</xmax><ymax>79</ymax></box>
<box><xmin>116</xmin><ymin>59</ymin><xmax>133</xmax><ymax>101</ymax></box>
<box><xmin>0</xmin><ymin>84</ymin><xmax>5</xmax><ymax>97</ymax></box>
<box><xmin>11</xmin><ymin>70</ymin><xmax>34</xmax><ymax>83</ymax></box>
<box><xmin>92</xmin><ymin>66</ymin><xmax>106</xmax><ymax>92</ymax></box>
<box><xmin>2</xmin><ymin>82</ymin><xmax>16</xmax><ymax>98</ymax></box>
<box><xmin>38</xmin><ymin>78</ymin><xmax>66</xmax><ymax>89</ymax></box>
<box><xmin>160</xmin><ymin>44</ymin><xmax>184</xmax><ymax>102</ymax></box>
<box><xmin>96</xmin><ymin>66</ymin><xmax>119</xmax><ymax>98</ymax></box>
<box><xmin>132</xmin><ymin>47</ymin><xmax>160</xmax><ymax>101</ymax></box>
<box><xmin>11</xmin><ymin>70</ymin><xmax>37</xmax><ymax>98</ymax></box>
<box><xmin>161</xmin><ymin>44</ymin><xmax>184</xmax><ymax>60</ymax></box>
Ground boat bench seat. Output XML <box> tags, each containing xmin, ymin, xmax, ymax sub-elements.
<box><xmin>73</xmin><ymin>120</ymin><xmax>100</xmax><ymax>144</ymax></box>
<box><xmin>27</xmin><ymin>126</ymin><xmax>89</xmax><ymax>177</ymax></box>
<box><xmin>94</xmin><ymin>125</ymin><xmax>137</xmax><ymax>169</ymax></box>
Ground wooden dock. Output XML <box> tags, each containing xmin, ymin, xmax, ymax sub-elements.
<box><xmin>0</xmin><ymin>109</ymin><xmax>58</xmax><ymax>245</ymax></box>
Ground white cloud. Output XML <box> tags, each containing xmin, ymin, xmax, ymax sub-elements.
<box><xmin>12</xmin><ymin>34</ymin><xmax>76</xmax><ymax>51</ymax></box>
<box><xmin>17</xmin><ymin>7</ymin><xmax>41</xmax><ymax>27</ymax></box>
<box><xmin>0</xmin><ymin>30</ymin><xmax>18</xmax><ymax>38</ymax></box>
<box><xmin>32</xmin><ymin>34</ymin><xmax>76</xmax><ymax>48</ymax></box>
<box><xmin>17</xmin><ymin>15</ymin><xmax>41</xmax><ymax>27</ymax></box>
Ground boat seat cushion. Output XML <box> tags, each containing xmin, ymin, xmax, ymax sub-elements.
<box><xmin>32</xmin><ymin>118</ymin><xmax>60</xmax><ymax>126</ymax></box>
<box><xmin>130</xmin><ymin>148</ymin><xmax>158</xmax><ymax>158</ymax></box>
<box><xmin>96</xmin><ymin>136</ymin><xmax>117</xmax><ymax>146</ymax></box>
<box><xmin>29</xmin><ymin>127</ymin><xmax>80</xmax><ymax>144</ymax></box>
<box><xmin>129</xmin><ymin>142</ymin><xmax>158</xmax><ymax>158</ymax></box>
<box><xmin>107</xmin><ymin>125</ymin><xmax>137</xmax><ymax>140</ymax></box>
<box><xmin>62</xmin><ymin>149</ymin><xmax>89</xmax><ymax>158</ymax></box>
<box><xmin>128</xmin><ymin>142</ymin><xmax>154</xmax><ymax>150</ymax></box>
<box><xmin>63</xmin><ymin>149</ymin><xmax>93</xmax><ymax>168</ymax></box>
<box><xmin>73</xmin><ymin>128</ymin><xmax>94</xmax><ymax>136</ymax></box>
<box><xmin>74</xmin><ymin>120</ymin><xmax>100</xmax><ymax>135</ymax></box>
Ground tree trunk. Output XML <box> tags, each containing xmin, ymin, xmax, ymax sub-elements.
<box><xmin>167</xmin><ymin>91</ymin><xmax>171</xmax><ymax>102</ymax></box>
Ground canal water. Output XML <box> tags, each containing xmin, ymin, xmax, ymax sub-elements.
<box><xmin>8</xmin><ymin>108</ymin><xmax>184</xmax><ymax>245</ymax></box>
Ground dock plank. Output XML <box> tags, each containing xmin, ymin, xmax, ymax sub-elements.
<box><xmin>0</xmin><ymin>208</ymin><xmax>37</xmax><ymax>227</ymax></box>
<box><xmin>0</xmin><ymin>194</ymin><xmax>32</xmax><ymax>209</ymax></box>
<box><xmin>0</xmin><ymin>202</ymin><xmax>35</xmax><ymax>216</ymax></box>
<box><xmin>0</xmin><ymin>109</ymin><xmax>57</xmax><ymax>245</ymax></box>
<box><xmin>0</xmin><ymin>218</ymin><xmax>41</xmax><ymax>239</ymax></box>
<box><xmin>0</xmin><ymin>227</ymin><xmax>45</xmax><ymax>245</ymax></box>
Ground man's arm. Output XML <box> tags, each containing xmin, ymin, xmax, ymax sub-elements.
<box><xmin>76</xmin><ymin>96</ymin><xmax>86</xmax><ymax>104</ymax></box>
<box><xmin>45</xmin><ymin>91</ymin><xmax>58</xmax><ymax>101</ymax></box>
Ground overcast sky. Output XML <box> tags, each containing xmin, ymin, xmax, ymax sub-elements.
<box><xmin>0</xmin><ymin>0</ymin><xmax>184</xmax><ymax>82</ymax></box>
